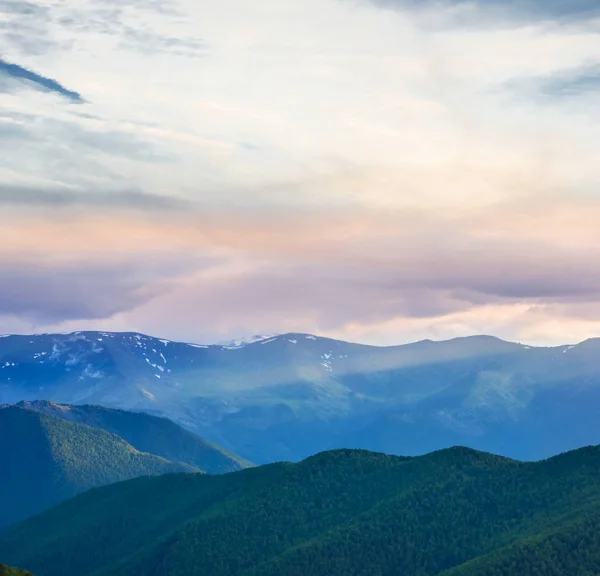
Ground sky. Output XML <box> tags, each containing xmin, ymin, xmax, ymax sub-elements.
<box><xmin>1</xmin><ymin>0</ymin><xmax>600</xmax><ymax>346</ymax></box>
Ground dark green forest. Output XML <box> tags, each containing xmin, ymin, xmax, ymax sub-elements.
<box><xmin>0</xmin><ymin>565</ymin><xmax>34</xmax><ymax>576</ymax></box>
<box><xmin>0</xmin><ymin>405</ymin><xmax>197</xmax><ymax>528</ymax></box>
<box><xmin>18</xmin><ymin>400</ymin><xmax>252</xmax><ymax>473</ymax></box>
<box><xmin>3</xmin><ymin>445</ymin><xmax>600</xmax><ymax>575</ymax></box>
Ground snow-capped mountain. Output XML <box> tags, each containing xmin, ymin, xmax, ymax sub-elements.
<box><xmin>217</xmin><ymin>334</ymin><xmax>280</xmax><ymax>349</ymax></box>
<box><xmin>2</xmin><ymin>330</ymin><xmax>600</xmax><ymax>464</ymax></box>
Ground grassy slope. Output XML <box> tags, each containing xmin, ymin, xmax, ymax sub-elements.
<box><xmin>0</xmin><ymin>406</ymin><xmax>197</xmax><ymax>529</ymax></box>
<box><xmin>4</xmin><ymin>446</ymin><xmax>600</xmax><ymax>575</ymax></box>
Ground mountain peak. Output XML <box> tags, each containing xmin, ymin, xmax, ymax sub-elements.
<box><xmin>217</xmin><ymin>334</ymin><xmax>281</xmax><ymax>349</ymax></box>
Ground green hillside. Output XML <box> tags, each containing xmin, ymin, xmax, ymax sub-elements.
<box><xmin>0</xmin><ymin>405</ymin><xmax>198</xmax><ymax>529</ymax></box>
<box><xmin>0</xmin><ymin>566</ymin><xmax>34</xmax><ymax>576</ymax></box>
<box><xmin>19</xmin><ymin>401</ymin><xmax>252</xmax><ymax>473</ymax></box>
<box><xmin>4</xmin><ymin>446</ymin><xmax>600</xmax><ymax>575</ymax></box>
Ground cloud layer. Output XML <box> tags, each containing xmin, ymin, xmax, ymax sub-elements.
<box><xmin>0</xmin><ymin>59</ymin><xmax>83</xmax><ymax>101</ymax></box>
<box><xmin>1</xmin><ymin>0</ymin><xmax>600</xmax><ymax>345</ymax></box>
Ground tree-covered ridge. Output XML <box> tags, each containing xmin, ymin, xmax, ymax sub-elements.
<box><xmin>18</xmin><ymin>400</ymin><xmax>252</xmax><ymax>473</ymax></box>
<box><xmin>4</xmin><ymin>445</ymin><xmax>600</xmax><ymax>575</ymax></box>
<box><xmin>0</xmin><ymin>565</ymin><xmax>34</xmax><ymax>576</ymax></box>
<box><xmin>0</xmin><ymin>405</ymin><xmax>198</xmax><ymax>529</ymax></box>
<box><xmin>442</xmin><ymin>505</ymin><xmax>600</xmax><ymax>576</ymax></box>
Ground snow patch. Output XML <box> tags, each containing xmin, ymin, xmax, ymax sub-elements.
<box><xmin>140</xmin><ymin>388</ymin><xmax>156</xmax><ymax>400</ymax></box>
<box><xmin>49</xmin><ymin>343</ymin><xmax>65</xmax><ymax>361</ymax></box>
<box><xmin>82</xmin><ymin>364</ymin><xmax>103</xmax><ymax>379</ymax></box>
<box><xmin>219</xmin><ymin>334</ymin><xmax>280</xmax><ymax>348</ymax></box>
<box><xmin>320</xmin><ymin>362</ymin><xmax>333</xmax><ymax>373</ymax></box>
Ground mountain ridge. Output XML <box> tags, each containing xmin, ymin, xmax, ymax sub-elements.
<box><xmin>15</xmin><ymin>399</ymin><xmax>252</xmax><ymax>473</ymax></box>
<box><xmin>0</xmin><ymin>404</ymin><xmax>197</xmax><ymax>529</ymax></box>
<box><xmin>4</xmin><ymin>444</ymin><xmax>600</xmax><ymax>575</ymax></box>
<box><xmin>1</xmin><ymin>330</ymin><xmax>599</xmax><ymax>464</ymax></box>
<box><xmin>0</xmin><ymin>329</ymin><xmax>586</xmax><ymax>349</ymax></box>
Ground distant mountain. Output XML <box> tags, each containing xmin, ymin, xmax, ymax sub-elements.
<box><xmin>18</xmin><ymin>400</ymin><xmax>252</xmax><ymax>474</ymax></box>
<box><xmin>2</xmin><ymin>331</ymin><xmax>600</xmax><ymax>463</ymax></box>
<box><xmin>217</xmin><ymin>334</ymin><xmax>280</xmax><ymax>348</ymax></box>
<box><xmin>0</xmin><ymin>405</ymin><xmax>197</xmax><ymax>529</ymax></box>
<box><xmin>4</xmin><ymin>445</ymin><xmax>600</xmax><ymax>575</ymax></box>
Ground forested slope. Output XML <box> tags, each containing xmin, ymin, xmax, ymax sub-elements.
<box><xmin>18</xmin><ymin>400</ymin><xmax>251</xmax><ymax>473</ymax></box>
<box><xmin>3</xmin><ymin>446</ymin><xmax>600</xmax><ymax>575</ymax></box>
<box><xmin>0</xmin><ymin>565</ymin><xmax>35</xmax><ymax>576</ymax></box>
<box><xmin>0</xmin><ymin>405</ymin><xmax>197</xmax><ymax>528</ymax></box>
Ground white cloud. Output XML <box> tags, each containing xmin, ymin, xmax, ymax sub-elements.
<box><xmin>1</xmin><ymin>0</ymin><xmax>600</xmax><ymax>344</ymax></box>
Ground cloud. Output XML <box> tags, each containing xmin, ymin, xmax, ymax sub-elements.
<box><xmin>532</xmin><ymin>64</ymin><xmax>600</xmax><ymax>97</ymax></box>
<box><xmin>1</xmin><ymin>192</ymin><xmax>599</xmax><ymax>338</ymax></box>
<box><xmin>0</xmin><ymin>261</ymin><xmax>163</xmax><ymax>322</ymax></box>
<box><xmin>0</xmin><ymin>0</ymin><xmax>206</xmax><ymax>57</ymax></box>
<box><xmin>0</xmin><ymin>111</ymin><xmax>175</xmax><ymax>188</ymax></box>
<box><xmin>0</xmin><ymin>0</ymin><xmax>57</xmax><ymax>55</ymax></box>
<box><xmin>0</xmin><ymin>262</ymin><xmax>193</xmax><ymax>323</ymax></box>
<box><xmin>115</xmin><ymin>24</ymin><xmax>207</xmax><ymax>56</ymax></box>
<box><xmin>1</xmin><ymin>0</ymin><xmax>600</xmax><ymax>345</ymax></box>
<box><xmin>0</xmin><ymin>240</ymin><xmax>221</xmax><ymax>324</ymax></box>
<box><xmin>0</xmin><ymin>59</ymin><xmax>83</xmax><ymax>101</ymax></box>
<box><xmin>371</xmin><ymin>0</ymin><xmax>600</xmax><ymax>26</ymax></box>
<box><xmin>0</xmin><ymin>184</ymin><xmax>190</xmax><ymax>212</ymax></box>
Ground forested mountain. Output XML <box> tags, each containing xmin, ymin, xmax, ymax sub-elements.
<box><xmin>0</xmin><ymin>567</ymin><xmax>34</xmax><ymax>576</ymax></box>
<box><xmin>0</xmin><ymin>405</ymin><xmax>197</xmax><ymax>529</ymax></box>
<box><xmin>2</xmin><ymin>331</ymin><xmax>600</xmax><ymax>463</ymax></box>
<box><xmin>4</xmin><ymin>445</ymin><xmax>600</xmax><ymax>575</ymax></box>
<box><xmin>18</xmin><ymin>400</ymin><xmax>251</xmax><ymax>473</ymax></box>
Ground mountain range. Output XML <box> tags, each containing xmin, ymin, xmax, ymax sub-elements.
<box><xmin>0</xmin><ymin>401</ymin><xmax>249</xmax><ymax>529</ymax></box>
<box><xmin>4</xmin><ymin>444</ymin><xmax>600</xmax><ymax>575</ymax></box>
<box><xmin>2</xmin><ymin>331</ymin><xmax>600</xmax><ymax>463</ymax></box>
